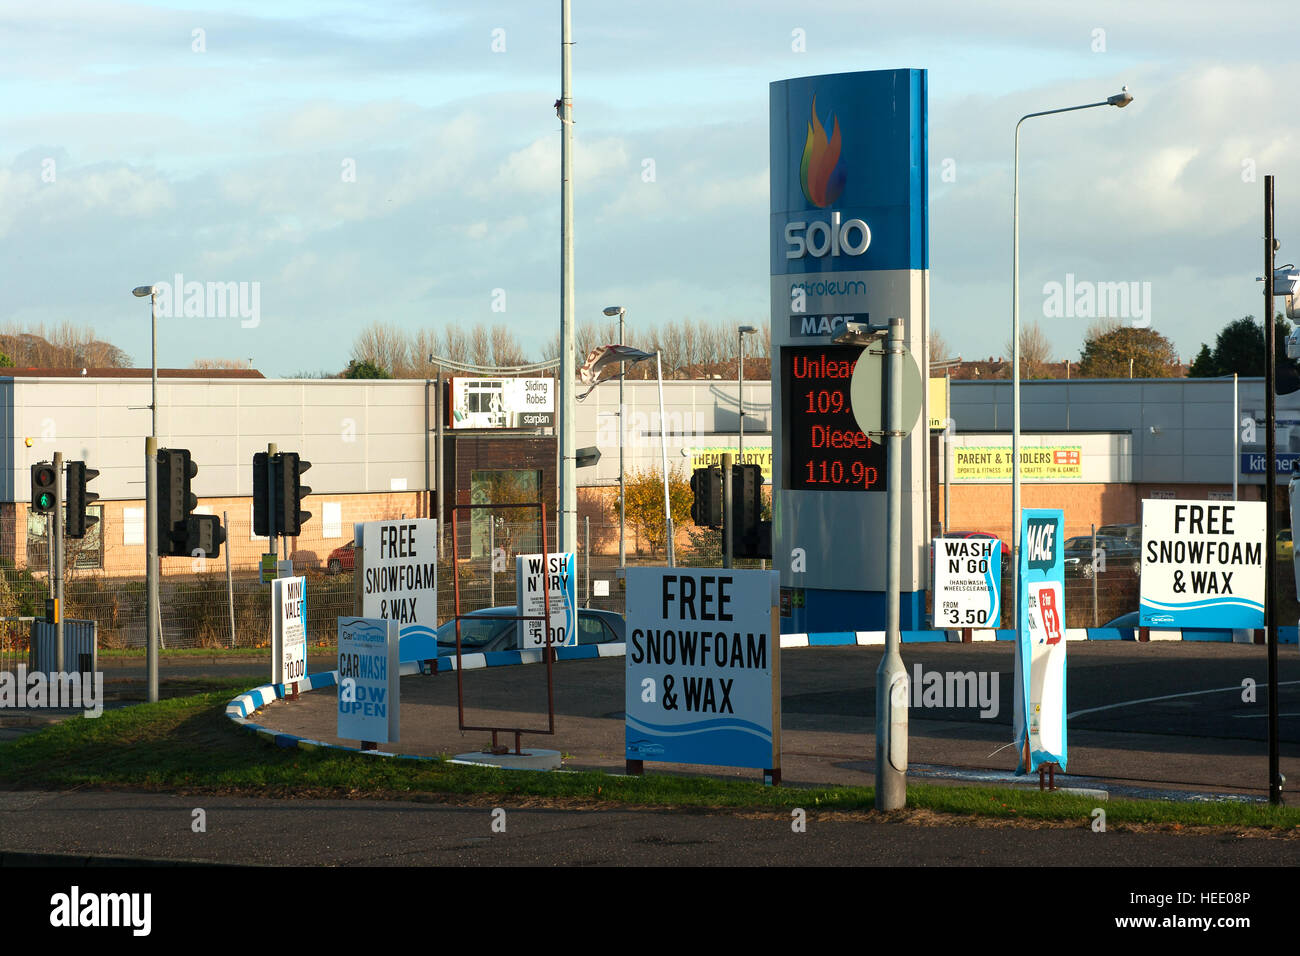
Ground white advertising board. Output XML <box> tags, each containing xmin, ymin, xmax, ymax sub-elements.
<box><xmin>360</xmin><ymin>519</ymin><xmax>438</xmax><ymax>644</ymax></box>
<box><xmin>624</xmin><ymin>568</ymin><xmax>780</xmax><ymax>770</ymax></box>
<box><xmin>450</xmin><ymin>377</ymin><xmax>555</xmax><ymax>429</ymax></box>
<box><xmin>271</xmin><ymin>576</ymin><xmax>307</xmax><ymax>686</ymax></box>
<box><xmin>336</xmin><ymin>616</ymin><xmax>400</xmax><ymax>744</ymax></box>
<box><xmin>1139</xmin><ymin>500</ymin><xmax>1265</xmax><ymax>628</ymax></box>
<box><xmin>516</xmin><ymin>552</ymin><xmax>576</xmax><ymax>649</ymax></box>
<box><xmin>932</xmin><ymin>537</ymin><xmax>1001</xmax><ymax>628</ymax></box>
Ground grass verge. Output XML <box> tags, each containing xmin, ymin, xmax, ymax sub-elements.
<box><xmin>0</xmin><ymin>684</ymin><xmax>1296</xmax><ymax>831</ymax></box>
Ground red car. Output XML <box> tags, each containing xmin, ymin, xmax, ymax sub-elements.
<box><xmin>326</xmin><ymin>540</ymin><xmax>356</xmax><ymax>574</ymax></box>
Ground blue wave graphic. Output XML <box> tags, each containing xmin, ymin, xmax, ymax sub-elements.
<box><xmin>625</xmin><ymin>725</ymin><xmax>773</xmax><ymax>768</ymax></box>
<box><xmin>626</xmin><ymin>713</ymin><xmax>773</xmax><ymax>738</ymax></box>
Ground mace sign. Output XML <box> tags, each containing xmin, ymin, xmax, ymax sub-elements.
<box><xmin>336</xmin><ymin>616</ymin><xmax>400</xmax><ymax>744</ymax></box>
<box><xmin>932</xmin><ymin>537</ymin><xmax>1001</xmax><ymax>628</ymax></box>
<box><xmin>1014</xmin><ymin>509</ymin><xmax>1067</xmax><ymax>774</ymax></box>
<box><xmin>516</xmin><ymin>552</ymin><xmax>576</xmax><ymax>649</ymax></box>
<box><xmin>359</xmin><ymin>519</ymin><xmax>438</xmax><ymax>644</ymax></box>
<box><xmin>271</xmin><ymin>575</ymin><xmax>307</xmax><ymax>686</ymax></box>
<box><xmin>1139</xmin><ymin>500</ymin><xmax>1265</xmax><ymax>628</ymax></box>
<box><xmin>624</xmin><ymin>568</ymin><xmax>780</xmax><ymax>771</ymax></box>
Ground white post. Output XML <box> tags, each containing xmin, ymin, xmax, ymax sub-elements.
<box><xmin>558</xmin><ymin>0</ymin><xmax>577</xmax><ymax>555</ymax></box>
<box><xmin>656</xmin><ymin>350</ymin><xmax>674</xmax><ymax>567</ymax></box>
<box><xmin>1233</xmin><ymin>373</ymin><xmax>1239</xmax><ymax>501</ymax></box>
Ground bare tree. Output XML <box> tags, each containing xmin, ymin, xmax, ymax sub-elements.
<box><xmin>350</xmin><ymin>321</ymin><xmax>410</xmax><ymax>376</ymax></box>
<box><xmin>929</xmin><ymin>329</ymin><xmax>953</xmax><ymax>363</ymax></box>
<box><xmin>1003</xmin><ymin>320</ymin><xmax>1053</xmax><ymax>379</ymax></box>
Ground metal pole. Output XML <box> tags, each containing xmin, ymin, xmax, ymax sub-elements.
<box><xmin>656</xmin><ymin>350</ymin><xmax>674</xmax><ymax>567</ymax></box>
<box><xmin>224</xmin><ymin>509</ymin><xmax>235</xmax><ymax>648</ymax></box>
<box><xmin>738</xmin><ymin>331</ymin><xmax>745</xmax><ymax>466</ymax></box>
<box><xmin>1233</xmin><ymin>373</ymin><xmax>1239</xmax><ymax>501</ymax></box>
<box><xmin>1012</xmin><ymin>117</ymin><xmax>1023</xmax><ymax>619</ymax></box>
<box><xmin>151</xmin><ymin>292</ymin><xmax>158</xmax><ymax>439</ymax></box>
<box><xmin>585</xmin><ymin>515</ymin><xmax>591</xmax><ymax>606</ymax></box>
<box><xmin>489</xmin><ymin>515</ymin><xmax>496</xmax><ymax>607</ymax></box>
<box><xmin>145</xmin><ymin>436</ymin><xmax>159</xmax><ymax>703</ymax></box>
<box><xmin>619</xmin><ymin>309</ymin><xmax>626</xmax><ymax>568</ymax></box>
<box><xmin>1091</xmin><ymin>523</ymin><xmax>1098</xmax><ymax>628</ymax></box>
<box><xmin>436</xmin><ymin>371</ymin><xmax>444</xmax><ymax>561</ymax></box>
<box><xmin>53</xmin><ymin>451</ymin><xmax>63</xmax><ymax>673</ymax></box>
<box><xmin>944</xmin><ymin>375</ymin><xmax>952</xmax><ymax>535</ymax></box>
<box><xmin>558</xmin><ymin>0</ymin><xmax>577</xmax><ymax>555</ymax></box>
<box><xmin>722</xmin><ymin>453</ymin><xmax>734</xmax><ymax>569</ymax></box>
<box><xmin>876</xmin><ymin>316</ymin><xmax>907</xmax><ymax>810</ymax></box>
<box><xmin>1265</xmin><ymin>174</ymin><xmax>1281</xmax><ymax>805</ymax></box>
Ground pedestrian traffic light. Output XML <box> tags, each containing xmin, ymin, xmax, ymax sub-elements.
<box><xmin>732</xmin><ymin>464</ymin><xmax>771</xmax><ymax>559</ymax></box>
<box><xmin>66</xmin><ymin>461</ymin><xmax>100</xmax><ymax>538</ymax></box>
<box><xmin>31</xmin><ymin>462</ymin><xmax>57</xmax><ymax>515</ymax></box>
<box><xmin>277</xmin><ymin>452</ymin><xmax>312</xmax><ymax>536</ymax></box>
<box><xmin>253</xmin><ymin>451</ymin><xmax>271</xmax><ymax>537</ymax></box>
<box><xmin>157</xmin><ymin>448</ymin><xmax>198</xmax><ymax>556</ymax></box>
<box><xmin>690</xmin><ymin>466</ymin><xmax>723</xmax><ymax>528</ymax></box>
<box><xmin>185</xmin><ymin>514</ymin><xmax>226</xmax><ymax>559</ymax></box>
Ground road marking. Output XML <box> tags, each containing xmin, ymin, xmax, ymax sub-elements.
<box><xmin>1231</xmin><ymin>712</ymin><xmax>1300</xmax><ymax>719</ymax></box>
<box><xmin>1068</xmin><ymin>680</ymin><xmax>1300</xmax><ymax>719</ymax></box>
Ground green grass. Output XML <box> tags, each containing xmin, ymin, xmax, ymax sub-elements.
<box><xmin>1</xmin><ymin>684</ymin><xmax>1297</xmax><ymax>830</ymax></box>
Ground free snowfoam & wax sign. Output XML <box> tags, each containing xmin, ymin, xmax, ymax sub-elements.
<box><xmin>1140</xmin><ymin>500</ymin><xmax>1264</xmax><ymax>627</ymax></box>
<box><xmin>625</xmin><ymin>568</ymin><xmax>780</xmax><ymax>770</ymax></box>
<box><xmin>360</xmin><ymin>519</ymin><xmax>438</xmax><ymax>644</ymax></box>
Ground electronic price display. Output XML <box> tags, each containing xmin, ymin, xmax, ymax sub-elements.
<box><xmin>782</xmin><ymin>344</ymin><xmax>885</xmax><ymax>491</ymax></box>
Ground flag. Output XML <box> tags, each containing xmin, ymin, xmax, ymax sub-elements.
<box><xmin>577</xmin><ymin>344</ymin><xmax>656</xmax><ymax>400</ymax></box>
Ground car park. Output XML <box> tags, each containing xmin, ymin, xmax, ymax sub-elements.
<box><xmin>1063</xmin><ymin>535</ymin><xmax>1141</xmax><ymax>578</ymax></box>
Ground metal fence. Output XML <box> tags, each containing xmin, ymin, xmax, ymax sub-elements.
<box><xmin>0</xmin><ymin>509</ymin><xmax>1289</xmax><ymax>655</ymax></box>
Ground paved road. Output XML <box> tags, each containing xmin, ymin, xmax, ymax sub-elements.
<box><xmin>0</xmin><ymin>789</ymin><xmax>1295</xmax><ymax>867</ymax></box>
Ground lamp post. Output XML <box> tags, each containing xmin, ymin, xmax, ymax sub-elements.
<box><xmin>738</xmin><ymin>325</ymin><xmax>757</xmax><ymax>466</ymax></box>
<box><xmin>1012</xmin><ymin>87</ymin><xmax>1132</xmax><ymax>613</ymax></box>
<box><xmin>132</xmin><ymin>284</ymin><xmax>160</xmax><ymax>704</ymax></box>
<box><xmin>604</xmin><ymin>305</ymin><xmax>627</xmax><ymax>568</ymax></box>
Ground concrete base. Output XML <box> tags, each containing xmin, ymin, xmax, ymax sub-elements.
<box><xmin>450</xmin><ymin>749</ymin><xmax>563</xmax><ymax>771</ymax></box>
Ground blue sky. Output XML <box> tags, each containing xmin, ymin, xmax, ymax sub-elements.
<box><xmin>2</xmin><ymin>0</ymin><xmax>1297</xmax><ymax>374</ymax></box>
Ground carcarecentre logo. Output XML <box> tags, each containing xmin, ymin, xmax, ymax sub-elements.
<box><xmin>800</xmin><ymin>95</ymin><xmax>846</xmax><ymax>208</ymax></box>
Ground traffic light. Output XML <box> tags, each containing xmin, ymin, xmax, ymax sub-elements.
<box><xmin>157</xmin><ymin>448</ymin><xmax>198</xmax><ymax>556</ymax></box>
<box><xmin>31</xmin><ymin>462</ymin><xmax>57</xmax><ymax>515</ymax></box>
<box><xmin>690</xmin><ymin>467</ymin><xmax>723</xmax><ymax>528</ymax></box>
<box><xmin>66</xmin><ymin>461</ymin><xmax>100</xmax><ymax>538</ymax></box>
<box><xmin>185</xmin><ymin>514</ymin><xmax>226</xmax><ymax>559</ymax></box>
<box><xmin>732</xmin><ymin>464</ymin><xmax>772</xmax><ymax>559</ymax></box>
<box><xmin>253</xmin><ymin>452</ymin><xmax>271</xmax><ymax>537</ymax></box>
<box><xmin>277</xmin><ymin>452</ymin><xmax>312</xmax><ymax>536</ymax></box>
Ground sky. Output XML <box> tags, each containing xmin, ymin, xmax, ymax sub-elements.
<box><xmin>1</xmin><ymin>0</ymin><xmax>1297</xmax><ymax>376</ymax></box>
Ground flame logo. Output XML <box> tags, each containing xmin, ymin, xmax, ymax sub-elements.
<box><xmin>799</xmin><ymin>95</ymin><xmax>846</xmax><ymax>208</ymax></box>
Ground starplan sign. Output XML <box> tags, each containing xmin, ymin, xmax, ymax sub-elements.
<box><xmin>625</xmin><ymin>568</ymin><xmax>780</xmax><ymax>770</ymax></box>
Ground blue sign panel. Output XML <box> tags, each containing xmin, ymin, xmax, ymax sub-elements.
<box><xmin>1013</xmin><ymin>509</ymin><xmax>1067</xmax><ymax>774</ymax></box>
<box><xmin>1240</xmin><ymin>452</ymin><xmax>1300</xmax><ymax>475</ymax></box>
<box><xmin>770</xmin><ymin>69</ymin><xmax>927</xmax><ymax>276</ymax></box>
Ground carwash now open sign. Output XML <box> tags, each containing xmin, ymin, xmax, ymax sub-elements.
<box><xmin>1140</xmin><ymin>500</ymin><xmax>1265</xmax><ymax>628</ymax></box>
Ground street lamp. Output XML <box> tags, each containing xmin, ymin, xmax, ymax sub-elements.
<box><xmin>133</xmin><ymin>285</ymin><xmax>158</xmax><ymax>437</ymax></box>
<box><xmin>603</xmin><ymin>305</ymin><xmax>627</xmax><ymax>567</ymax></box>
<box><xmin>132</xmin><ymin>283</ymin><xmax>160</xmax><ymax>705</ymax></box>
<box><xmin>1012</xmin><ymin>86</ymin><xmax>1132</xmax><ymax>614</ymax></box>
<box><xmin>738</xmin><ymin>325</ymin><xmax>757</xmax><ymax>465</ymax></box>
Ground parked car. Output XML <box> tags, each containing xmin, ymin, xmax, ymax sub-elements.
<box><xmin>1103</xmin><ymin>610</ymin><xmax>1139</xmax><ymax>628</ymax></box>
<box><xmin>1063</xmin><ymin>535</ymin><xmax>1141</xmax><ymax>578</ymax></box>
<box><xmin>1278</xmin><ymin>529</ymin><xmax>1293</xmax><ymax>561</ymax></box>
<box><xmin>1097</xmin><ymin>523</ymin><xmax>1141</xmax><ymax>546</ymax></box>
<box><xmin>433</xmin><ymin>606</ymin><xmax>625</xmax><ymax>656</ymax></box>
<box><xmin>325</xmin><ymin>540</ymin><xmax>356</xmax><ymax>575</ymax></box>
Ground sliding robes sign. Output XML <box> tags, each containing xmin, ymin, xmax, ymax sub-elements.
<box><xmin>1139</xmin><ymin>500</ymin><xmax>1265</xmax><ymax>628</ymax></box>
<box><xmin>625</xmin><ymin>568</ymin><xmax>780</xmax><ymax>771</ymax></box>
